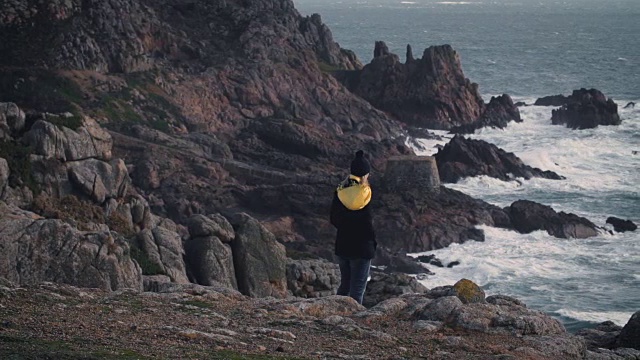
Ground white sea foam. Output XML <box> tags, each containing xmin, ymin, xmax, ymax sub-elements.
<box><xmin>411</xmin><ymin>224</ymin><xmax>640</xmax><ymax>329</ymax></box>
<box><xmin>556</xmin><ymin>309</ymin><xmax>633</xmax><ymax>327</ymax></box>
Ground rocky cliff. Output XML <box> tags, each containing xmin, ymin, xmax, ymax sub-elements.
<box><xmin>0</xmin><ymin>0</ymin><xmax>601</xmax><ymax>293</ymax></box>
<box><xmin>335</xmin><ymin>42</ymin><xmax>521</xmax><ymax>130</ymax></box>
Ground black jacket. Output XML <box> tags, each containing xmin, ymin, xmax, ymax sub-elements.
<box><xmin>330</xmin><ymin>192</ymin><xmax>377</xmax><ymax>259</ymax></box>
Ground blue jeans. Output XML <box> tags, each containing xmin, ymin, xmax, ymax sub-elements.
<box><xmin>336</xmin><ymin>256</ymin><xmax>371</xmax><ymax>305</ymax></box>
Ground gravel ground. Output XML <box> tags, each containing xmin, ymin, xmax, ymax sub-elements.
<box><xmin>0</xmin><ymin>282</ymin><xmax>561</xmax><ymax>359</ymax></box>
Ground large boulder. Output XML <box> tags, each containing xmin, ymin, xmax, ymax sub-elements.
<box><xmin>137</xmin><ymin>226</ymin><xmax>189</xmax><ymax>284</ymax></box>
<box><xmin>449</xmin><ymin>278</ymin><xmax>485</xmax><ymax>304</ymax></box>
<box><xmin>435</xmin><ymin>135</ymin><xmax>564</xmax><ymax>183</ymax></box>
<box><xmin>0</xmin><ymin>201</ymin><xmax>142</xmax><ymax>291</ymax></box>
<box><xmin>450</xmin><ymin>94</ymin><xmax>522</xmax><ymax>134</ymax></box>
<box><xmin>576</xmin><ymin>321</ymin><xmax>622</xmax><ymax>350</ymax></box>
<box><xmin>551</xmin><ymin>89</ymin><xmax>621</xmax><ymax>129</ymax></box>
<box><xmin>364</xmin><ymin>270</ymin><xmax>428</xmax><ymax>308</ymax></box>
<box><xmin>66</xmin><ymin>158</ymin><xmax>130</xmax><ymax>204</ymax></box>
<box><xmin>0</xmin><ymin>102</ymin><xmax>25</xmax><ymax>139</ymax></box>
<box><xmin>231</xmin><ymin>213</ymin><xmax>288</xmax><ymax>298</ymax></box>
<box><xmin>25</xmin><ymin>118</ymin><xmax>113</xmax><ymax>162</ymax></box>
<box><xmin>286</xmin><ymin>258</ymin><xmax>340</xmax><ymax>298</ymax></box>
<box><xmin>616</xmin><ymin>311</ymin><xmax>640</xmax><ymax>350</ymax></box>
<box><xmin>446</xmin><ymin>301</ymin><xmax>566</xmax><ymax>335</ymax></box>
<box><xmin>507</xmin><ymin>200</ymin><xmax>599</xmax><ymax>238</ymax></box>
<box><xmin>184</xmin><ymin>214</ymin><xmax>237</xmax><ymax>289</ymax></box>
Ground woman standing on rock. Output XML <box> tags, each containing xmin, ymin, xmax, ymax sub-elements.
<box><xmin>330</xmin><ymin>150</ymin><xmax>377</xmax><ymax>305</ymax></box>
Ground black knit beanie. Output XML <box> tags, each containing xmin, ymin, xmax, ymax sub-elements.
<box><xmin>350</xmin><ymin>150</ymin><xmax>371</xmax><ymax>177</ymax></box>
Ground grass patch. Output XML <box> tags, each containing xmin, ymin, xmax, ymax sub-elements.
<box><xmin>45</xmin><ymin>114</ymin><xmax>84</xmax><ymax>131</ymax></box>
<box><xmin>0</xmin><ymin>69</ymin><xmax>84</xmax><ymax>113</ymax></box>
<box><xmin>0</xmin><ymin>334</ymin><xmax>151</xmax><ymax>360</ymax></box>
<box><xmin>317</xmin><ymin>61</ymin><xmax>341</xmax><ymax>73</ymax></box>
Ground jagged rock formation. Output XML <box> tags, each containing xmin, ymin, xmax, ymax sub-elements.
<box><xmin>606</xmin><ymin>217</ymin><xmax>637</xmax><ymax>232</ymax></box>
<box><xmin>335</xmin><ymin>42</ymin><xmax>520</xmax><ymax>130</ymax></box>
<box><xmin>450</xmin><ymin>94</ymin><xmax>522</xmax><ymax>134</ymax></box>
<box><xmin>0</xmin><ymin>102</ymin><xmax>25</xmax><ymax>139</ymax></box>
<box><xmin>507</xmin><ymin>200</ymin><xmax>599</xmax><ymax>239</ymax></box>
<box><xmin>540</xmin><ymin>89</ymin><xmax>621</xmax><ymax>129</ymax></box>
<box><xmin>230</xmin><ymin>213</ymin><xmax>288</xmax><ymax>298</ymax></box>
<box><xmin>185</xmin><ymin>214</ymin><xmax>238</xmax><ymax>288</ymax></box>
<box><xmin>535</xmin><ymin>94</ymin><xmax>570</xmax><ymax>106</ymax></box>
<box><xmin>617</xmin><ymin>311</ymin><xmax>640</xmax><ymax>350</ymax></box>
<box><xmin>435</xmin><ymin>135</ymin><xmax>564</xmax><ymax>183</ymax></box>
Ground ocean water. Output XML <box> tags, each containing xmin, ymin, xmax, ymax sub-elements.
<box><xmin>294</xmin><ymin>0</ymin><xmax>640</xmax><ymax>330</ymax></box>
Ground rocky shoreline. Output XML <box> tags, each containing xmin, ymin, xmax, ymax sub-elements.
<box><xmin>0</xmin><ymin>0</ymin><xmax>638</xmax><ymax>358</ymax></box>
<box><xmin>1</xmin><ymin>278</ymin><xmax>639</xmax><ymax>360</ymax></box>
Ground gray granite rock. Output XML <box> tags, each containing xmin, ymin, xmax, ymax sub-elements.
<box><xmin>25</xmin><ymin>118</ymin><xmax>112</xmax><ymax>162</ymax></box>
<box><xmin>416</xmin><ymin>296</ymin><xmax>463</xmax><ymax>322</ymax></box>
<box><xmin>0</xmin><ymin>201</ymin><xmax>142</xmax><ymax>291</ymax></box>
<box><xmin>67</xmin><ymin>158</ymin><xmax>129</xmax><ymax>203</ymax></box>
<box><xmin>137</xmin><ymin>227</ymin><xmax>189</xmax><ymax>284</ymax></box>
<box><xmin>0</xmin><ymin>102</ymin><xmax>25</xmax><ymax>139</ymax></box>
<box><xmin>187</xmin><ymin>214</ymin><xmax>234</xmax><ymax>242</ymax></box>
<box><xmin>184</xmin><ymin>234</ymin><xmax>237</xmax><ymax>289</ymax></box>
<box><xmin>617</xmin><ymin>311</ymin><xmax>640</xmax><ymax>350</ymax></box>
<box><xmin>286</xmin><ymin>258</ymin><xmax>340</xmax><ymax>298</ymax></box>
<box><xmin>0</xmin><ymin>158</ymin><xmax>8</xmax><ymax>197</ymax></box>
<box><xmin>231</xmin><ymin>213</ymin><xmax>287</xmax><ymax>298</ymax></box>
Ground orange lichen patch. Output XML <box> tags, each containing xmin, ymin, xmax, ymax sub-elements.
<box><xmin>453</xmin><ymin>279</ymin><xmax>486</xmax><ymax>304</ymax></box>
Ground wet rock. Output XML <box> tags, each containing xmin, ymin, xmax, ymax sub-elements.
<box><xmin>535</xmin><ymin>95</ymin><xmax>569</xmax><ymax>107</ymax></box>
<box><xmin>551</xmin><ymin>89</ymin><xmax>621</xmax><ymax>129</ymax></box>
<box><xmin>508</xmin><ymin>200</ymin><xmax>599</xmax><ymax>239</ymax></box>
<box><xmin>435</xmin><ymin>135</ymin><xmax>564</xmax><ymax>183</ymax></box>
<box><xmin>0</xmin><ymin>201</ymin><xmax>142</xmax><ymax>291</ymax></box>
<box><xmin>286</xmin><ymin>259</ymin><xmax>340</xmax><ymax>298</ymax></box>
<box><xmin>616</xmin><ymin>311</ymin><xmax>640</xmax><ymax>350</ymax></box>
<box><xmin>576</xmin><ymin>321</ymin><xmax>622</xmax><ymax>350</ymax></box>
<box><xmin>231</xmin><ymin>213</ymin><xmax>287</xmax><ymax>298</ymax></box>
<box><xmin>606</xmin><ymin>217</ymin><xmax>637</xmax><ymax>232</ymax></box>
<box><xmin>373</xmin><ymin>248</ymin><xmax>428</xmax><ymax>274</ymax></box>
<box><xmin>450</xmin><ymin>94</ymin><xmax>522</xmax><ymax>134</ymax></box>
